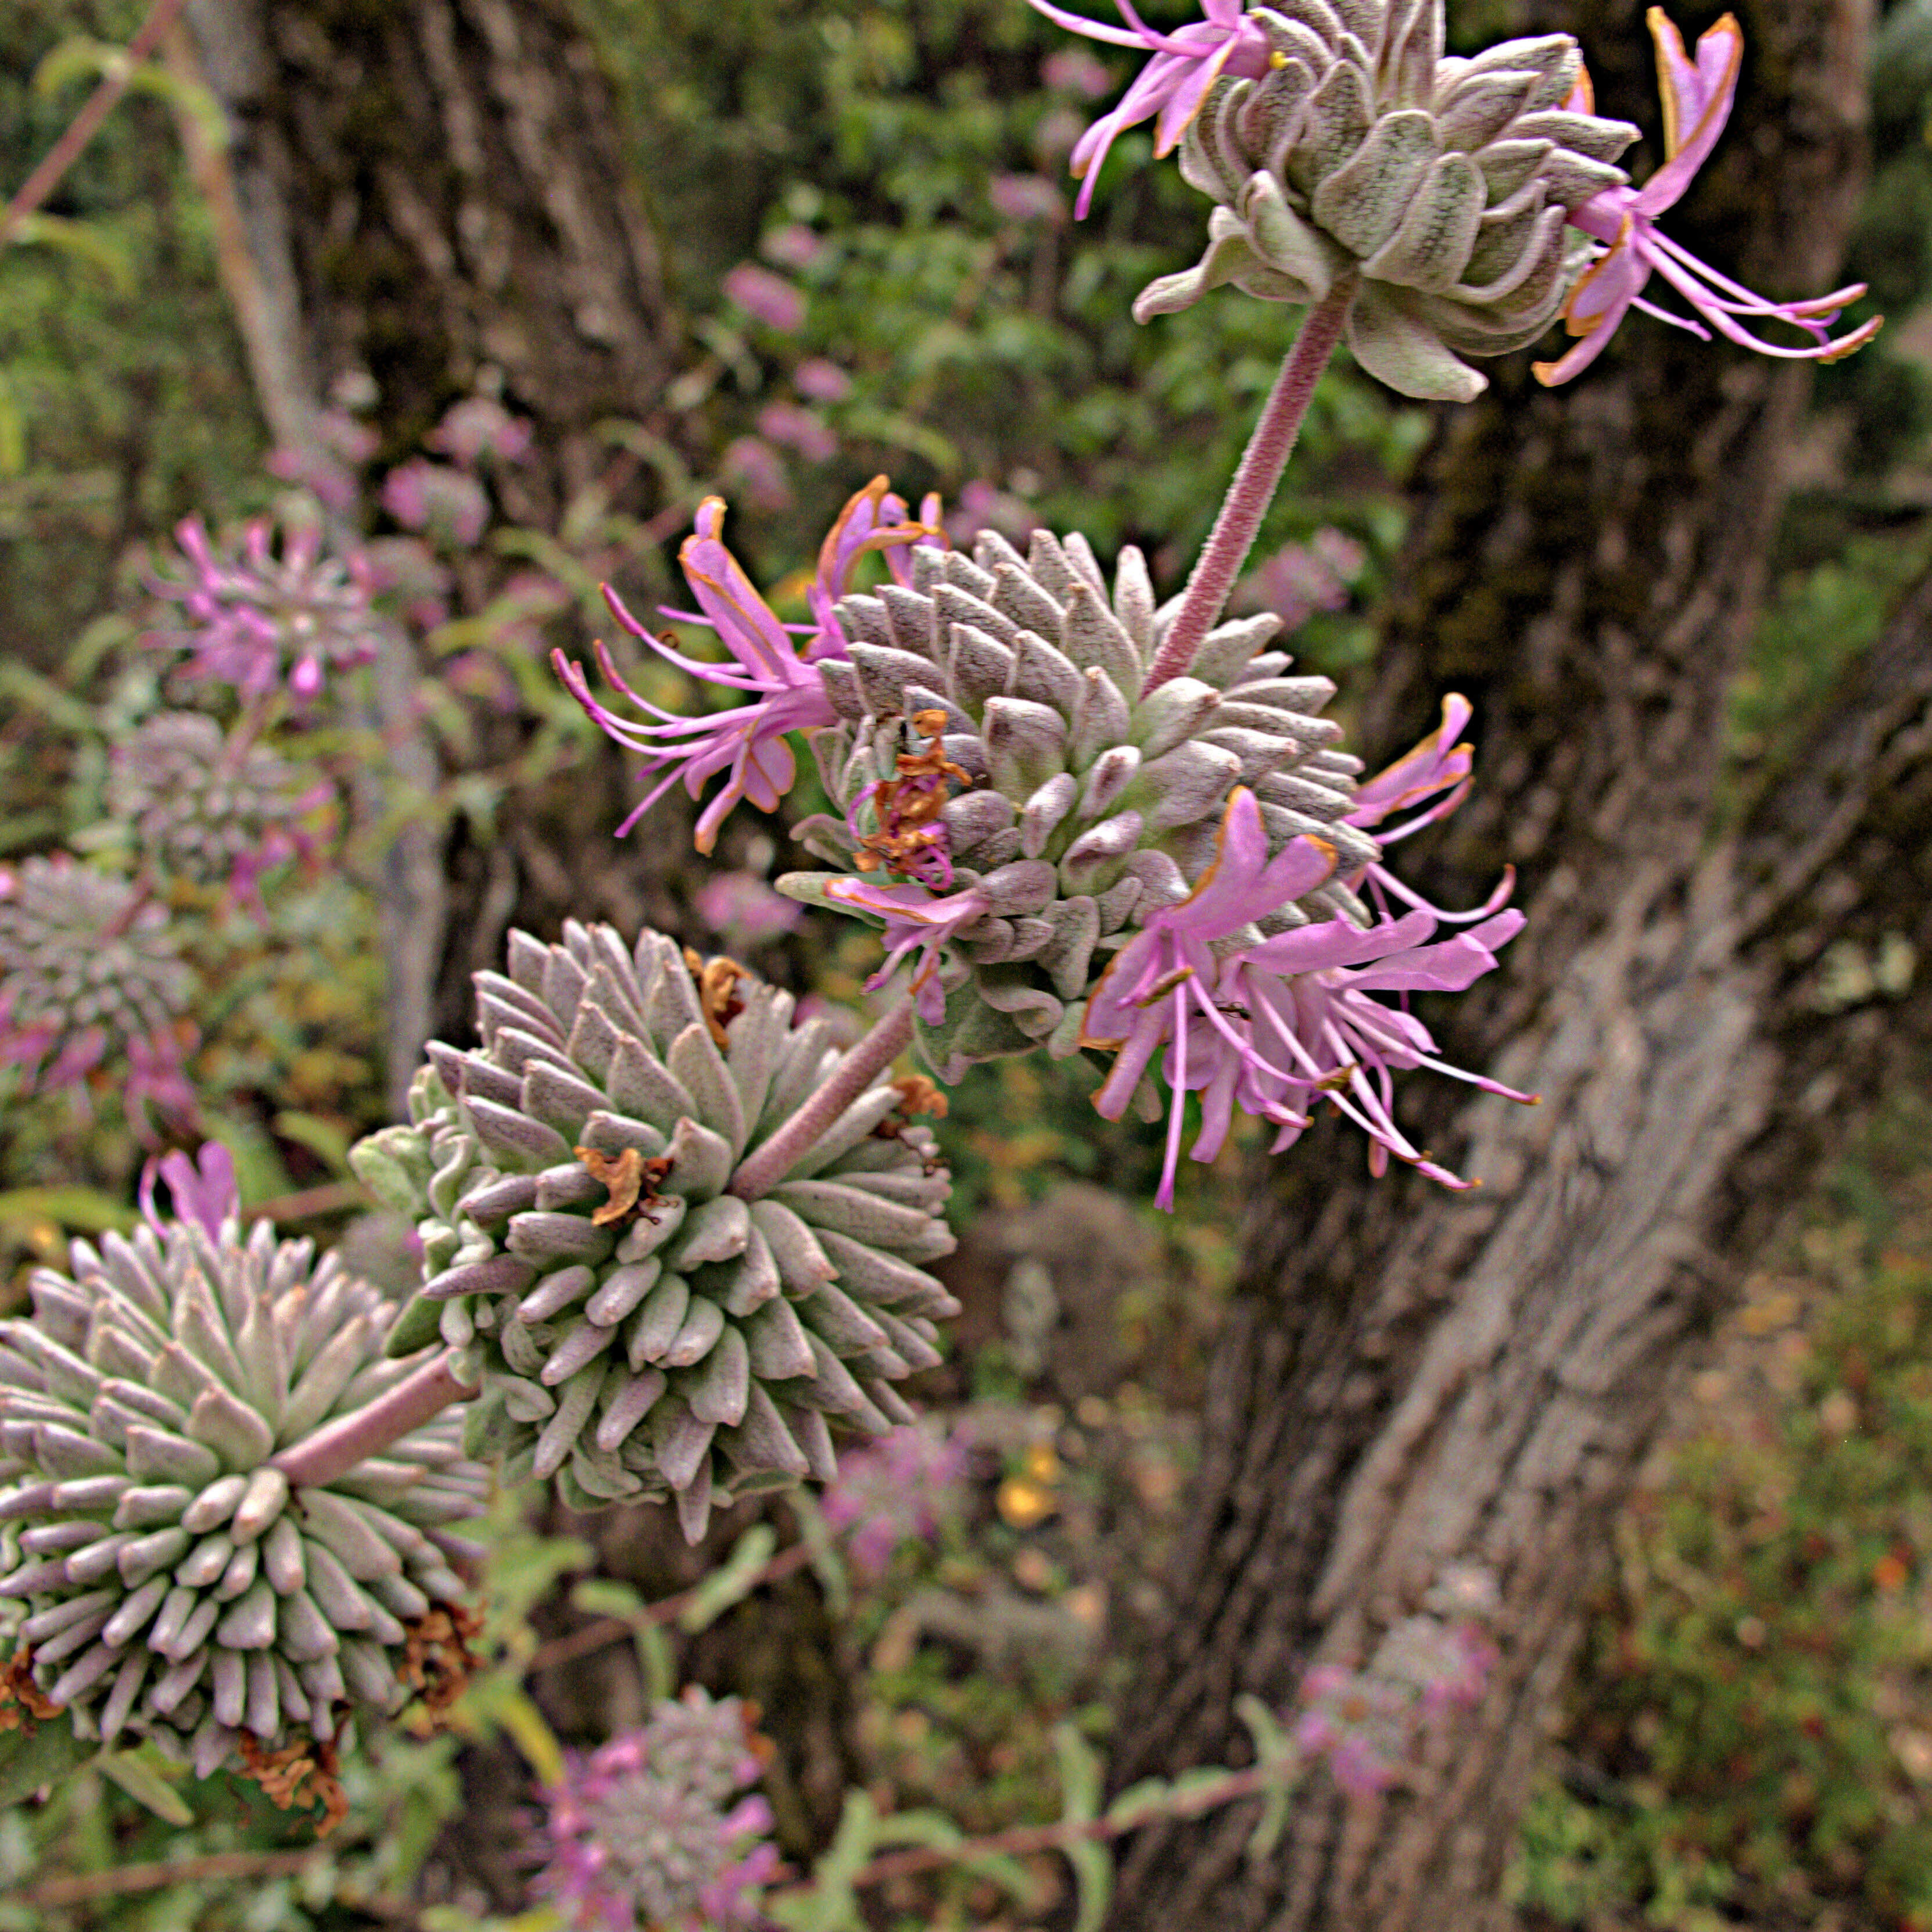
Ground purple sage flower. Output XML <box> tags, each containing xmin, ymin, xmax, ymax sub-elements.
<box><xmin>1024</xmin><ymin>0</ymin><xmax>1276</xmax><ymax>217</ymax></box>
<box><xmin>756</xmin><ymin>400</ymin><xmax>838</xmax><ymax>464</ymax></box>
<box><xmin>0</xmin><ymin>855</ymin><xmax>196</xmax><ymax>1130</ymax></box>
<box><xmin>1079</xmin><ymin>791</ymin><xmax>1338</xmax><ymax>1209</ymax></box>
<box><xmin>1535</xmin><ymin>13</ymin><xmax>1880</xmax><ymax>385</ymax></box>
<box><xmin>557</xmin><ymin>482</ymin><xmax>940</xmax><ymax>855</ymax></box>
<box><xmin>822</xmin><ymin>1423</ymin><xmax>969</xmax><ymax>1575</ymax></box>
<box><xmin>148</xmin><ymin>515</ymin><xmax>386</xmax><ymax>700</ymax></box>
<box><xmin>429</xmin><ymin>396</ymin><xmax>535</xmax><ymax>467</ymax></box>
<box><xmin>529</xmin><ymin>1693</ymin><xmax>780</xmax><ymax>1932</ymax></box>
<box><xmin>794</xmin><ymin>357</ymin><xmax>852</xmax><ymax>403</ymax></box>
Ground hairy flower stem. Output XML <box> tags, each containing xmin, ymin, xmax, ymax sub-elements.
<box><xmin>270</xmin><ymin>1350</ymin><xmax>478</xmax><ymax>1489</ymax></box>
<box><xmin>1141</xmin><ymin>276</ymin><xmax>1357</xmax><ymax>696</ymax></box>
<box><xmin>726</xmin><ymin>998</ymin><xmax>917</xmax><ymax>1202</ymax></box>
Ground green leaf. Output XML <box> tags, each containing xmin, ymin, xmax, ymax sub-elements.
<box><xmin>273</xmin><ymin>1110</ymin><xmax>354</xmax><ymax>1178</ymax></box>
<box><xmin>1104</xmin><ymin>1776</ymin><xmax>1174</xmax><ymax>1828</ymax></box>
<box><xmin>632</xmin><ymin>1618</ymin><xmax>676</xmax><ymax>1704</ymax></box>
<box><xmin>0</xmin><ymin>1717</ymin><xmax>91</xmax><ymax>1807</ymax></box>
<box><xmin>1054</xmin><ymin>1722</ymin><xmax>1112</xmax><ymax>1932</ymax></box>
<box><xmin>786</xmin><ymin>1489</ymin><xmax>849</xmax><ymax>1619</ymax></box>
<box><xmin>8</xmin><ymin>214</ymin><xmax>134</xmax><ymax>294</ymax></box>
<box><xmin>97</xmin><ymin>1746</ymin><xmax>193</xmax><ymax>1825</ymax></box>
<box><xmin>383</xmin><ymin>1291</ymin><xmax>445</xmax><ymax>1359</ymax></box>
<box><xmin>676</xmin><ymin>1523</ymin><xmax>778</xmax><ymax>1632</ymax></box>
<box><xmin>571</xmin><ymin>1577</ymin><xmax>648</xmax><ymax>1621</ymax></box>
<box><xmin>0</xmin><ymin>1185</ymin><xmax>136</xmax><ymax>1236</ymax></box>
<box><xmin>766</xmin><ymin>1789</ymin><xmax>877</xmax><ymax>1932</ymax></box>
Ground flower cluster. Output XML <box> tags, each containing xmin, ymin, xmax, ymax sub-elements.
<box><xmin>356</xmin><ymin>924</ymin><xmax>958</xmax><ymax>1540</ymax></box>
<box><xmin>565</xmin><ymin>483</ymin><xmax>1530</xmax><ymax>1208</ymax></box>
<box><xmin>820</xmin><ymin>1421</ymin><xmax>971</xmax><ymax>1575</ymax></box>
<box><xmin>0</xmin><ymin>854</ymin><xmax>196</xmax><ymax>1125</ymax></box>
<box><xmin>529</xmin><ymin>1690</ymin><xmax>780</xmax><ymax>1932</ymax></box>
<box><xmin>148</xmin><ymin>515</ymin><xmax>388</xmax><ymax>700</ymax></box>
<box><xmin>1293</xmin><ymin>1587</ymin><xmax>1500</xmax><ymax>1794</ymax></box>
<box><xmin>1035</xmin><ymin>0</ymin><xmax>1876</xmax><ymax>392</ymax></box>
<box><xmin>106</xmin><ymin>711</ymin><xmax>333</xmax><ymax>912</ymax></box>
<box><xmin>0</xmin><ymin>1147</ymin><xmax>487</xmax><ymax>1788</ymax></box>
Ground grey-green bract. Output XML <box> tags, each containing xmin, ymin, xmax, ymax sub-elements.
<box><xmin>0</xmin><ymin>1217</ymin><xmax>486</xmax><ymax>1777</ymax></box>
<box><xmin>357</xmin><ymin>925</ymin><xmax>958</xmax><ymax>1542</ymax></box>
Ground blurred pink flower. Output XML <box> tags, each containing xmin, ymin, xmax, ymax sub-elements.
<box><xmin>429</xmin><ymin>396</ymin><xmax>535</xmax><ymax>466</ymax></box>
<box><xmin>822</xmin><ymin>1423</ymin><xmax>969</xmax><ymax>1575</ymax></box>
<box><xmin>756</xmin><ymin>400</ymin><xmax>838</xmax><ymax>464</ymax></box>
<box><xmin>722</xmin><ymin>262</ymin><xmax>806</xmax><ymax>332</ymax></box>
<box><xmin>139</xmin><ymin>1141</ymin><xmax>238</xmax><ymax>1241</ymax></box>
<box><xmin>721</xmin><ymin>436</ymin><xmax>791</xmax><ymax>510</ymax></box>
<box><xmin>990</xmin><ymin>173</ymin><xmax>1066</xmax><ymax>224</ymax></box>
<box><xmin>1294</xmin><ymin>1665</ymin><xmax>1415</xmax><ymax>1796</ymax></box>
<box><xmin>1238</xmin><ymin>527</ymin><xmax>1363</xmax><ymax>631</ymax></box>
<box><xmin>529</xmin><ymin>1691</ymin><xmax>779</xmax><ymax>1932</ymax></box>
<box><xmin>794</xmin><ymin>357</ymin><xmax>853</xmax><ymax>403</ymax></box>
<box><xmin>1042</xmin><ymin>46</ymin><xmax>1114</xmax><ymax>97</ymax></box>
<box><xmin>695</xmin><ymin>871</ymin><xmax>805</xmax><ymax>948</ymax></box>
<box><xmin>943</xmin><ymin>478</ymin><xmax>1041</xmax><ymax>546</ymax></box>
<box><xmin>761</xmin><ymin>223</ymin><xmax>825</xmax><ymax>271</ymax></box>
<box><xmin>148</xmin><ymin>515</ymin><xmax>386</xmax><ymax>699</ymax></box>
<box><xmin>380</xmin><ymin>458</ymin><xmax>490</xmax><ymax>546</ymax></box>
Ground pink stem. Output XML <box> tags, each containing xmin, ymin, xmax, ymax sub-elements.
<box><xmin>726</xmin><ymin>998</ymin><xmax>917</xmax><ymax>1202</ymax></box>
<box><xmin>270</xmin><ymin>1351</ymin><xmax>476</xmax><ymax>1490</ymax></box>
<box><xmin>1141</xmin><ymin>277</ymin><xmax>1357</xmax><ymax>696</ymax></box>
<box><xmin>1</xmin><ymin>0</ymin><xmax>192</xmax><ymax>245</ymax></box>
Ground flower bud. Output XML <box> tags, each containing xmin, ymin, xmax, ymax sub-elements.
<box><xmin>372</xmin><ymin>929</ymin><xmax>959</xmax><ymax>1539</ymax></box>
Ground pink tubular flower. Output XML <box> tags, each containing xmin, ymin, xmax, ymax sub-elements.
<box><xmin>1080</xmin><ymin>791</ymin><xmax>1337</xmax><ymax>1210</ymax></box>
<box><xmin>1211</xmin><ymin>904</ymin><xmax>1532</xmax><ymax>1188</ymax></box>
<box><xmin>139</xmin><ymin>1140</ymin><xmax>239</xmax><ymax>1242</ymax></box>
<box><xmin>1026</xmin><ymin>0</ymin><xmax>1275</xmax><ymax>217</ymax></box>
<box><xmin>148</xmin><ymin>515</ymin><xmax>386</xmax><ymax>700</ymax></box>
<box><xmin>555</xmin><ymin>497</ymin><xmax>840</xmax><ymax>853</ymax></box>
<box><xmin>557</xmin><ymin>484</ymin><xmax>940</xmax><ymax>855</ymax></box>
<box><xmin>1536</xmin><ymin>10</ymin><xmax>1880</xmax><ymax>385</ymax></box>
<box><xmin>821</xmin><ymin>877</ymin><xmax>994</xmax><ymax>1025</ymax></box>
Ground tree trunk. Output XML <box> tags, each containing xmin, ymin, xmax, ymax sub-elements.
<box><xmin>1104</xmin><ymin>0</ymin><xmax>1908</xmax><ymax>1924</ymax></box>
<box><xmin>181</xmin><ymin>0</ymin><xmax>690</xmax><ymax>1100</ymax></box>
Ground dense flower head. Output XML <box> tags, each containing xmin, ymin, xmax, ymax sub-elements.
<box><xmin>1045</xmin><ymin>0</ymin><xmax>1646</xmax><ymax>398</ymax></box>
<box><xmin>1293</xmin><ymin>1585</ymin><xmax>1500</xmax><ymax>1793</ymax></box>
<box><xmin>531</xmin><ymin>1691</ymin><xmax>779</xmax><ymax>1931</ymax></box>
<box><xmin>1533</xmin><ymin>10</ymin><xmax>1879</xmax><ymax>385</ymax></box>
<box><xmin>820</xmin><ymin>1421</ymin><xmax>970</xmax><ymax>1574</ymax></box>
<box><xmin>556</xmin><ymin>482</ymin><xmax>942</xmax><ymax>856</ymax></box>
<box><xmin>780</xmin><ymin>517</ymin><xmax>1378</xmax><ymax>1079</ymax></box>
<box><xmin>352</xmin><ymin>925</ymin><xmax>959</xmax><ymax>1540</ymax></box>
<box><xmin>0</xmin><ymin>1151</ymin><xmax>488</xmax><ymax>1794</ymax></box>
<box><xmin>148</xmin><ymin>515</ymin><xmax>387</xmax><ymax>700</ymax></box>
<box><xmin>0</xmin><ymin>855</ymin><xmax>196</xmax><ymax>1124</ymax></box>
<box><xmin>106</xmin><ymin>711</ymin><xmax>333</xmax><ymax>910</ymax></box>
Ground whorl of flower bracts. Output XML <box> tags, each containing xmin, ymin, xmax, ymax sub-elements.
<box><xmin>1123</xmin><ymin>0</ymin><xmax>1644</xmax><ymax>399</ymax></box>
<box><xmin>529</xmin><ymin>1690</ymin><xmax>780</xmax><ymax>1932</ymax></box>
<box><xmin>106</xmin><ymin>712</ymin><xmax>332</xmax><ymax>909</ymax></box>
<box><xmin>148</xmin><ymin>515</ymin><xmax>387</xmax><ymax>700</ymax></box>
<box><xmin>0</xmin><ymin>855</ymin><xmax>196</xmax><ymax>1123</ymax></box>
<box><xmin>781</xmin><ymin>522</ymin><xmax>1381</xmax><ymax>1078</ymax></box>
<box><xmin>354</xmin><ymin>926</ymin><xmax>958</xmax><ymax>1540</ymax></box>
<box><xmin>0</xmin><ymin>1148</ymin><xmax>488</xmax><ymax>1797</ymax></box>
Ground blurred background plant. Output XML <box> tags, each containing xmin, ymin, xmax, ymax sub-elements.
<box><xmin>0</xmin><ymin>0</ymin><xmax>1929</xmax><ymax>1923</ymax></box>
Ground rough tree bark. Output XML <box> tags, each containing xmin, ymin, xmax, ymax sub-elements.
<box><xmin>181</xmin><ymin>0</ymin><xmax>690</xmax><ymax>1097</ymax></box>
<box><xmin>1102</xmin><ymin>0</ymin><xmax>1919</xmax><ymax>1925</ymax></box>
